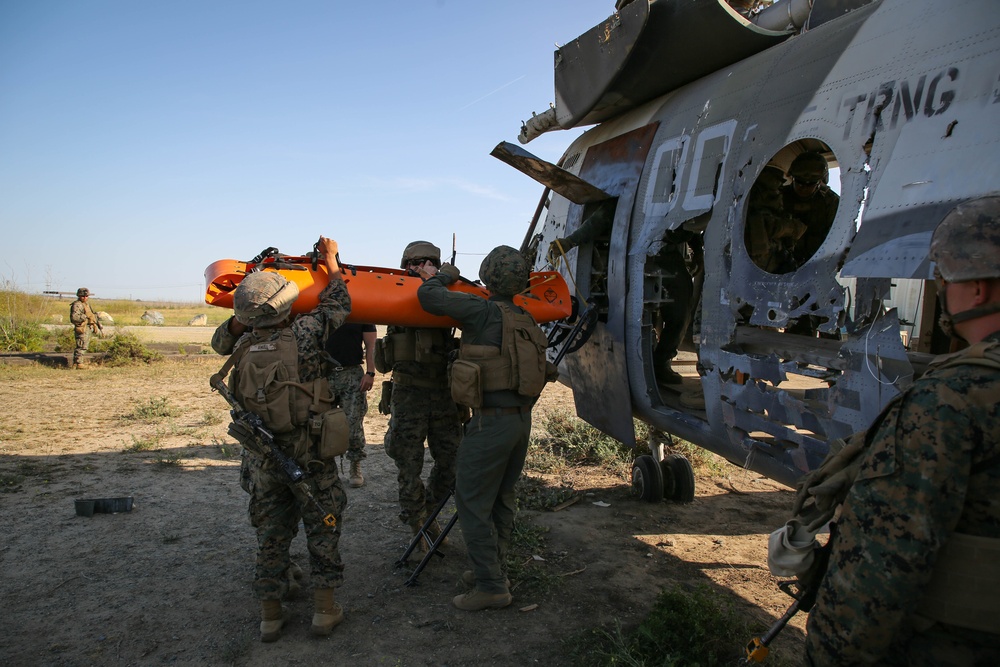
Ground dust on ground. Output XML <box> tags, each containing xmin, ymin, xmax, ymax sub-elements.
<box><xmin>0</xmin><ymin>334</ymin><xmax>806</xmax><ymax>666</ymax></box>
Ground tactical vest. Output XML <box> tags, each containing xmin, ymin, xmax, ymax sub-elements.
<box><xmin>450</xmin><ymin>302</ymin><xmax>547</xmax><ymax>408</ymax></box>
<box><xmin>374</xmin><ymin>328</ymin><xmax>456</xmax><ymax>388</ymax></box>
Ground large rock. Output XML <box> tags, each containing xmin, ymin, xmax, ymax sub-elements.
<box><xmin>187</xmin><ymin>314</ymin><xmax>208</xmax><ymax>326</ymax></box>
<box><xmin>97</xmin><ymin>311</ymin><xmax>114</xmax><ymax>325</ymax></box>
<box><xmin>140</xmin><ymin>310</ymin><xmax>165</xmax><ymax>326</ymax></box>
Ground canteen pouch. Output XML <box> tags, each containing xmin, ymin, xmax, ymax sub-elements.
<box><xmin>449</xmin><ymin>359</ymin><xmax>483</xmax><ymax>408</ymax></box>
<box><xmin>317</xmin><ymin>408</ymin><xmax>349</xmax><ymax>460</ymax></box>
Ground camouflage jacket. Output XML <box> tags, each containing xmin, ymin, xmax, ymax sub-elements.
<box><xmin>69</xmin><ymin>299</ymin><xmax>96</xmax><ymax>328</ymax></box>
<box><xmin>806</xmin><ymin>331</ymin><xmax>1000</xmax><ymax>664</ymax></box>
<box><xmin>211</xmin><ymin>276</ymin><xmax>351</xmax><ymax>383</ymax></box>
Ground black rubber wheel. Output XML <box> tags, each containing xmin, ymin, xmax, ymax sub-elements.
<box><xmin>659</xmin><ymin>459</ymin><xmax>676</xmax><ymax>499</ymax></box>
<box><xmin>631</xmin><ymin>455</ymin><xmax>663</xmax><ymax>502</ymax></box>
<box><xmin>665</xmin><ymin>454</ymin><xmax>695</xmax><ymax>503</ymax></box>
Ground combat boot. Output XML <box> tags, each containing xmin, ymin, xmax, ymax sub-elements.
<box><xmin>452</xmin><ymin>588</ymin><xmax>512</xmax><ymax>611</ymax></box>
<box><xmin>311</xmin><ymin>588</ymin><xmax>344</xmax><ymax>636</ymax></box>
<box><xmin>259</xmin><ymin>599</ymin><xmax>286</xmax><ymax>643</ymax></box>
<box><xmin>349</xmin><ymin>460</ymin><xmax>364</xmax><ymax>488</ymax></box>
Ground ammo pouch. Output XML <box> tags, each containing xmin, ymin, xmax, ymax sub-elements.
<box><xmin>311</xmin><ymin>408</ymin><xmax>349</xmax><ymax>461</ymax></box>
<box><xmin>378</xmin><ymin>380</ymin><xmax>393</xmax><ymax>415</ymax></box>
<box><xmin>373</xmin><ymin>337</ymin><xmax>391</xmax><ymax>374</ymax></box>
<box><xmin>450</xmin><ymin>360</ymin><xmax>483</xmax><ymax>408</ymax></box>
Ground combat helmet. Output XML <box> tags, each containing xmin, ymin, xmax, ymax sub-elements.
<box><xmin>479</xmin><ymin>245</ymin><xmax>530</xmax><ymax>297</ymax></box>
<box><xmin>400</xmin><ymin>241</ymin><xmax>442</xmax><ymax>269</ymax></box>
<box><xmin>232</xmin><ymin>271</ymin><xmax>300</xmax><ymax>327</ymax></box>
<box><xmin>788</xmin><ymin>152</ymin><xmax>829</xmax><ymax>184</ymax></box>
<box><xmin>76</xmin><ymin>288</ymin><xmax>90</xmax><ymax>298</ymax></box>
<box><xmin>929</xmin><ymin>195</ymin><xmax>1000</xmax><ymax>283</ymax></box>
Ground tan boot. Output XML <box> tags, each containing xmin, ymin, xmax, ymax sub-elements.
<box><xmin>259</xmin><ymin>599</ymin><xmax>286</xmax><ymax>642</ymax></box>
<box><xmin>452</xmin><ymin>588</ymin><xmax>512</xmax><ymax>611</ymax></box>
<box><xmin>349</xmin><ymin>460</ymin><xmax>364</xmax><ymax>488</ymax></box>
<box><xmin>311</xmin><ymin>588</ymin><xmax>344</xmax><ymax>637</ymax></box>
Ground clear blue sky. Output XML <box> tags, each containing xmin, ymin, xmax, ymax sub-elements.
<box><xmin>1</xmin><ymin>0</ymin><xmax>613</xmax><ymax>302</ymax></box>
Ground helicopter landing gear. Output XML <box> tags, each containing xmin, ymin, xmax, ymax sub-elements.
<box><xmin>630</xmin><ymin>454</ymin><xmax>664</xmax><ymax>502</ymax></box>
<box><xmin>630</xmin><ymin>430</ymin><xmax>696</xmax><ymax>503</ymax></box>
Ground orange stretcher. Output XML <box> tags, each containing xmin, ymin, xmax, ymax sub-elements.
<box><xmin>204</xmin><ymin>256</ymin><xmax>574</xmax><ymax>328</ymax></box>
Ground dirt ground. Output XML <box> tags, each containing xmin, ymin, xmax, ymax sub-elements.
<box><xmin>0</xmin><ymin>332</ymin><xmax>807</xmax><ymax>666</ymax></box>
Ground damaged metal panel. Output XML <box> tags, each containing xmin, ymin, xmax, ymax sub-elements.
<box><xmin>554</xmin><ymin>0</ymin><xmax>790</xmax><ymax>129</ymax></box>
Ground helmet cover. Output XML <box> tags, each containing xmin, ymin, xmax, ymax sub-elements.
<box><xmin>233</xmin><ymin>272</ymin><xmax>300</xmax><ymax>327</ymax></box>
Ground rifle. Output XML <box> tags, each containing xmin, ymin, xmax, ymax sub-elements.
<box><xmin>741</xmin><ymin>528</ymin><xmax>835</xmax><ymax>663</ymax></box>
<box><xmin>209</xmin><ymin>372</ymin><xmax>338</xmax><ymax>529</ymax></box>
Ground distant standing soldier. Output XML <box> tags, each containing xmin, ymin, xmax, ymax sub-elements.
<box><xmin>325</xmin><ymin>322</ymin><xmax>377</xmax><ymax>488</ymax></box>
<box><xmin>417</xmin><ymin>245</ymin><xmax>554</xmax><ymax>611</ymax></box>
<box><xmin>69</xmin><ymin>287</ymin><xmax>101</xmax><ymax>369</ymax></box>
<box><xmin>803</xmin><ymin>196</ymin><xmax>1000</xmax><ymax>664</ymax></box>
<box><xmin>379</xmin><ymin>241</ymin><xmax>462</xmax><ymax>548</ymax></box>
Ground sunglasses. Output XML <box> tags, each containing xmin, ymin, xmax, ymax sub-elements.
<box><xmin>794</xmin><ymin>178</ymin><xmax>820</xmax><ymax>187</ymax></box>
<box><xmin>406</xmin><ymin>258</ymin><xmax>432</xmax><ymax>267</ymax></box>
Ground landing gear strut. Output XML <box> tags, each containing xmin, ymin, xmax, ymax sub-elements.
<box><xmin>629</xmin><ymin>430</ymin><xmax>695</xmax><ymax>503</ymax></box>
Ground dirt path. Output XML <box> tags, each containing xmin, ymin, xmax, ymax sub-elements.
<box><xmin>0</xmin><ymin>356</ymin><xmax>806</xmax><ymax>666</ymax></box>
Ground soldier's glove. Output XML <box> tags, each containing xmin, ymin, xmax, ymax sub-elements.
<box><xmin>767</xmin><ymin>518</ymin><xmax>820</xmax><ymax>577</ymax></box>
<box><xmin>437</xmin><ymin>263</ymin><xmax>460</xmax><ymax>282</ymax></box>
<box><xmin>792</xmin><ymin>432</ymin><xmax>866</xmax><ymax>532</ymax></box>
<box><xmin>546</xmin><ymin>238</ymin><xmax>570</xmax><ymax>266</ymax></box>
<box><xmin>545</xmin><ymin>360</ymin><xmax>560</xmax><ymax>383</ymax></box>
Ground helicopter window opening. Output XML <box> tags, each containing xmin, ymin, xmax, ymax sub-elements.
<box><xmin>743</xmin><ymin>142</ymin><xmax>841</xmax><ymax>274</ymax></box>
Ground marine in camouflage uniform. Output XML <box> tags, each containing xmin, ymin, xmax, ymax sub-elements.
<box><xmin>69</xmin><ymin>287</ymin><xmax>99</xmax><ymax>367</ymax></box>
<box><xmin>383</xmin><ymin>241</ymin><xmax>462</xmax><ymax>534</ymax></box>
<box><xmin>805</xmin><ymin>197</ymin><xmax>1000</xmax><ymax>665</ymax></box>
<box><xmin>324</xmin><ymin>322</ymin><xmax>377</xmax><ymax>487</ymax></box>
<box><xmin>211</xmin><ymin>237</ymin><xmax>351</xmax><ymax>642</ymax></box>
<box><xmin>417</xmin><ymin>245</ymin><xmax>550</xmax><ymax>611</ymax></box>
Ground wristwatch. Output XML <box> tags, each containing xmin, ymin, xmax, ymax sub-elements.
<box><xmin>365</xmin><ymin>371</ymin><xmax>376</xmax><ymax>377</ymax></box>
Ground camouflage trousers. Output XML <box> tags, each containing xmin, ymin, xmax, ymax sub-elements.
<box><xmin>241</xmin><ymin>447</ymin><xmax>347</xmax><ymax>600</ymax></box>
<box><xmin>384</xmin><ymin>383</ymin><xmax>461</xmax><ymax>527</ymax></box>
<box><xmin>455</xmin><ymin>411</ymin><xmax>531</xmax><ymax>594</ymax></box>
<box><xmin>327</xmin><ymin>365</ymin><xmax>368</xmax><ymax>462</ymax></box>
<box><xmin>73</xmin><ymin>326</ymin><xmax>89</xmax><ymax>365</ymax></box>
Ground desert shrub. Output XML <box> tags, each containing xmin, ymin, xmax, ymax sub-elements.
<box><xmin>528</xmin><ymin>410</ymin><xmax>644</xmax><ymax>475</ymax></box>
<box><xmin>0</xmin><ymin>283</ymin><xmax>50</xmax><ymax>352</ymax></box>
<box><xmin>571</xmin><ymin>583</ymin><xmax>761</xmax><ymax>666</ymax></box>
<box><xmin>97</xmin><ymin>331</ymin><xmax>162</xmax><ymax>366</ymax></box>
<box><xmin>121</xmin><ymin>396</ymin><xmax>176</xmax><ymax>422</ymax></box>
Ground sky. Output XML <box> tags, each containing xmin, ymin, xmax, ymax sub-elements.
<box><xmin>0</xmin><ymin>0</ymin><xmax>615</xmax><ymax>302</ymax></box>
